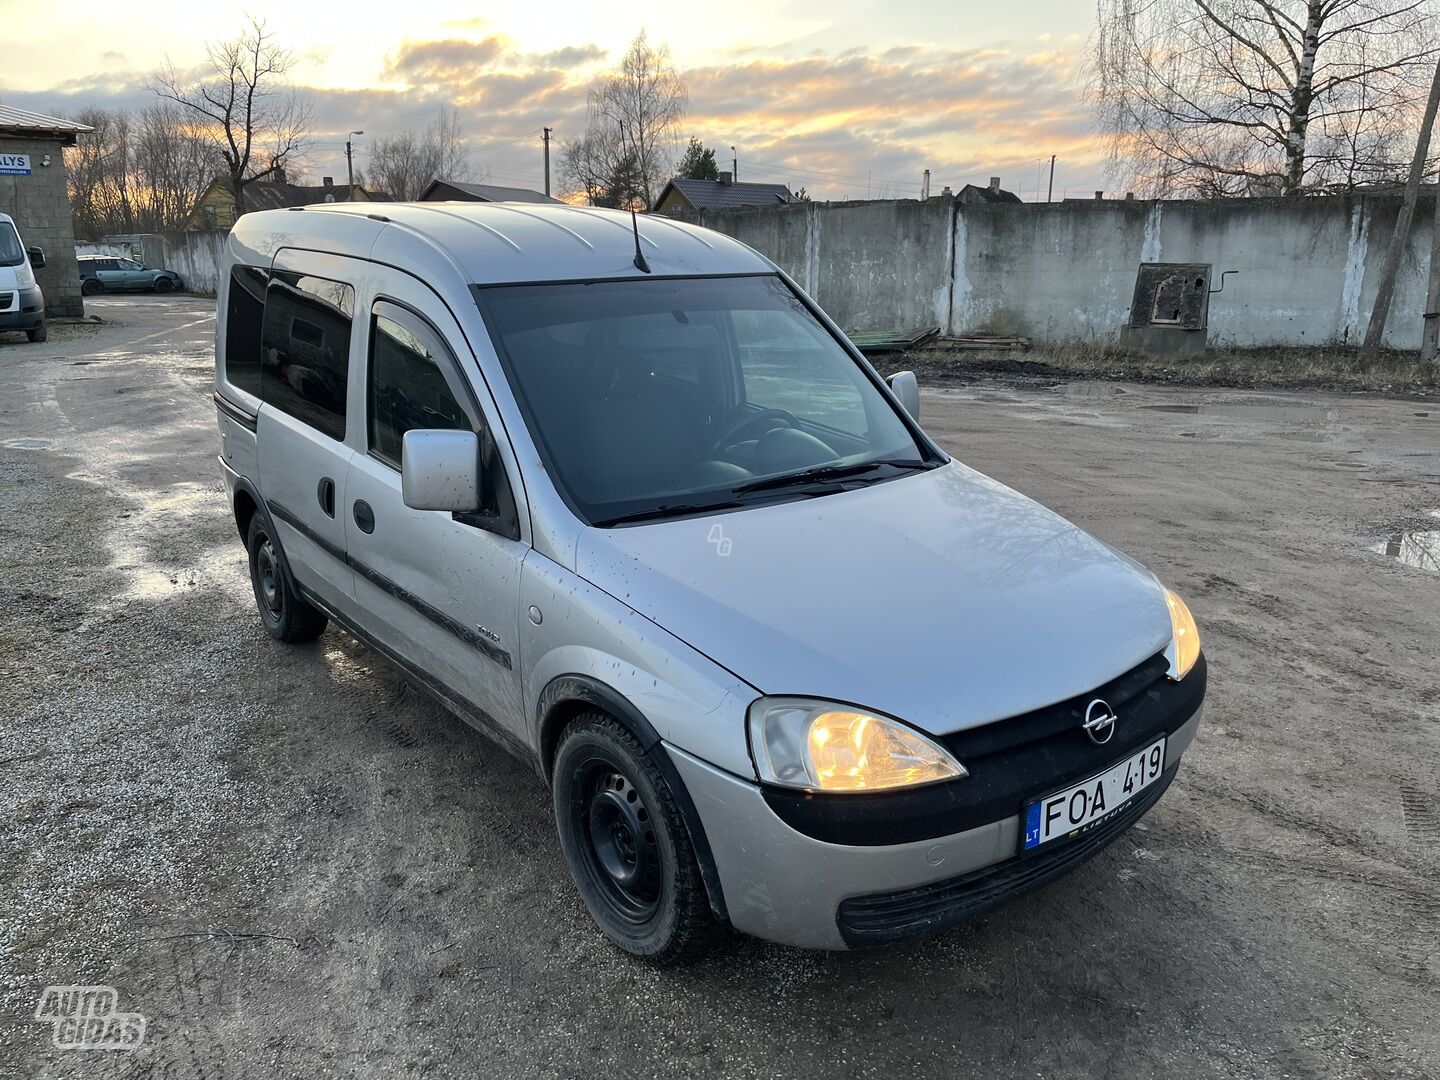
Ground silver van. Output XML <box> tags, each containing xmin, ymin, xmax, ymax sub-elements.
<box><xmin>215</xmin><ymin>203</ymin><xmax>1205</xmax><ymax>960</ymax></box>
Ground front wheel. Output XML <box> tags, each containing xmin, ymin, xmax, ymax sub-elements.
<box><xmin>246</xmin><ymin>514</ymin><xmax>327</xmax><ymax>643</ymax></box>
<box><xmin>153</xmin><ymin>277</ymin><xmax>174</xmax><ymax>294</ymax></box>
<box><xmin>552</xmin><ymin>713</ymin><xmax>716</xmax><ymax>963</ymax></box>
<box><xmin>26</xmin><ymin>320</ymin><xmax>47</xmax><ymax>343</ymax></box>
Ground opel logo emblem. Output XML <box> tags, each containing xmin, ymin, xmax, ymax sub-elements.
<box><xmin>1082</xmin><ymin>699</ymin><xmax>1117</xmax><ymax>746</ymax></box>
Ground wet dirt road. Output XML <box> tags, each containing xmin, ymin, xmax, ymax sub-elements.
<box><xmin>1</xmin><ymin>298</ymin><xmax>1437</xmax><ymax>1079</ymax></box>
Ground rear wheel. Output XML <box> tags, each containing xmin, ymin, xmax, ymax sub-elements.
<box><xmin>245</xmin><ymin>514</ymin><xmax>327</xmax><ymax>643</ymax></box>
<box><xmin>81</xmin><ymin>278</ymin><xmax>102</xmax><ymax>296</ymax></box>
<box><xmin>553</xmin><ymin>713</ymin><xmax>715</xmax><ymax>963</ymax></box>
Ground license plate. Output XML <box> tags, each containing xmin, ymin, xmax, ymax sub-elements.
<box><xmin>1022</xmin><ymin>736</ymin><xmax>1167</xmax><ymax>852</ymax></box>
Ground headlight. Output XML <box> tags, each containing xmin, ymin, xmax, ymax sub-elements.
<box><xmin>1164</xmin><ymin>588</ymin><xmax>1201</xmax><ymax>680</ymax></box>
<box><xmin>747</xmin><ymin>697</ymin><xmax>967</xmax><ymax>793</ymax></box>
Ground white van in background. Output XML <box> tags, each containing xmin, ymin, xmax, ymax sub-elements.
<box><xmin>0</xmin><ymin>212</ymin><xmax>47</xmax><ymax>343</ymax></box>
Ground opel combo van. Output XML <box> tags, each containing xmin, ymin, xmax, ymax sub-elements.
<box><xmin>215</xmin><ymin>202</ymin><xmax>1205</xmax><ymax>960</ymax></box>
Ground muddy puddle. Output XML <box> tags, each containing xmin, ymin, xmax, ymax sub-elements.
<box><xmin>1373</xmin><ymin>512</ymin><xmax>1440</xmax><ymax>573</ymax></box>
<box><xmin>1059</xmin><ymin>383</ymin><xmax>1128</xmax><ymax>397</ymax></box>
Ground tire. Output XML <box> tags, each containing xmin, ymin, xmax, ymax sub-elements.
<box><xmin>245</xmin><ymin>514</ymin><xmax>327</xmax><ymax>643</ymax></box>
<box><xmin>553</xmin><ymin>712</ymin><xmax>716</xmax><ymax>963</ymax></box>
<box><xmin>26</xmin><ymin>321</ymin><xmax>47</xmax><ymax>343</ymax></box>
<box><xmin>153</xmin><ymin>277</ymin><xmax>174</xmax><ymax>294</ymax></box>
<box><xmin>81</xmin><ymin>278</ymin><xmax>102</xmax><ymax>296</ymax></box>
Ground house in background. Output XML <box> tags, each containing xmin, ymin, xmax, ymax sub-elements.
<box><xmin>420</xmin><ymin>179</ymin><xmax>560</xmax><ymax>204</ymax></box>
<box><xmin>955</xmin><ymin>177</ymin><xmax>1022</xmax><ymax>205</ymax></box>
<box><xmin>0</xmin><ymin>104</ymin><xmax>90</xmax><ymax>317</ymax></box>
<box><xmin>653</xmin><ymin>174</ymin><xmax>795</xmax><ymax>213</ymax></box>
<box><xmin>183</xmin><ymin>173</ymin><xmax>390</xmax><ymax>231</ymax></box>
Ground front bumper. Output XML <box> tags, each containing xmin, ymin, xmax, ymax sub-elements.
<box><xmin>669</xmin><ymin>703</ymin><xmax>1202</xmax><ymax>950</ymax></box>
<box><xmin>0</xmin><ymin>284</ymin><xmax>44</xmax><ymax>330</ymax></box>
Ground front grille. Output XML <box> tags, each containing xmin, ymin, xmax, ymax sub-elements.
<box><xmin>760</xmin><ymin>652</ymin><xmax>1203</xmax><ymax>846</ymax></box>
<box><xmin>837</xmin><ymin>762</ymin><xmax>1178</xmax><ymax>946</ymax></box>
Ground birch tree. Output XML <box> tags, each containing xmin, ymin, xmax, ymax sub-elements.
<box><xmin>1089</xmin><ymin>0</ymin><xmax>1438</xmax><ymax>195</ymax></box>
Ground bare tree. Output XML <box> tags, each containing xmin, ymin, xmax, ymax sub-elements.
<box><xmin>154</xmin><ymin>16</ymin><xmax>311</xmax><ymax>216</ymax></box>
<box><xmin>66</xmin><ymin>104</ymin><xmax>215</xmax><ymax>236</ymax></box>
<box><xmin>368</xmin><ymin>106</ymin><xmax>471</xmax><ymax>200</ymax></box>
<box><xmin>1089</xmin><ymin>0</ymin><xmax>1438</xmax><ymax>196</ymax></box>
<box><xmin>562</xmin><ymin>31</ymin><xmax>687</xmax><ymax>207</ymax></box>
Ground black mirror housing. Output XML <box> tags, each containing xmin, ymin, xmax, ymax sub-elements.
<box><xmin>26</xmin><ymin>246</ymin><xmax>45</xmax><ymax>269</ymax></box>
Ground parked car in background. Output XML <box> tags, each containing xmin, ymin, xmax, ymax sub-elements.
<box><xmin>0</xmin><ymin>211</ymin><xmax>47</xmax><ymax>343</ymax></box>
<box><xmin>78</xmin><ymin>255</ymin><xmax>184</xmax><ymax>296</ymax></box>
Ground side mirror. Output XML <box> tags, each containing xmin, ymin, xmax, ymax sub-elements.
<box><xmin>401</xmin><ymin>429</ymin><xmax>481</xmax><ymax>512</ymax></box>
<box><xmin>26</xmin><ymin>246</ymin><xmax>45</xmax><ymax>269</ymax></box>
<box><xmin>887</xmin><ymin>370</ymin><xmax>921</xmax><ymax>423</ymax></box>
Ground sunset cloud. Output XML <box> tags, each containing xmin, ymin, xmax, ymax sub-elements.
<box><xmin>9</xmin><ymin>31</ymin><xmax>1107</xmax><ymax>201</ymax></box>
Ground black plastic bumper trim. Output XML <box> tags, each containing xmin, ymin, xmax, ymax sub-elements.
<box><xmin>837</xmin><ymin>761</ymin><xmax>1179</xmax><ymax>946</ymax></box>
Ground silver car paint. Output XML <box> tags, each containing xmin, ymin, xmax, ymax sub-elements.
<box><xmin>575</xmin><ymin>460</ymin><xmax>1173</xmax><ymax>738</ymax></box>
<box><xmin>216</xmin><ymin>202</ymin><xmax>1195</xmax><ymax>949</ymax></box>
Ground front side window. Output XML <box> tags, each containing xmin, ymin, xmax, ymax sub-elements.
<box><xmin>367</xmin><ymin>302</ymin><xmax>518</xmax><ymax>535</ymax></box>
<box><xmin>477</xmin><ymin>274</ymin><xmax>931</xmax><ymax>526</ymax></box>
<box><xmin>0</xmin><ymin>223</ymin><xmax>24</xmax><ymax>267</ymax></box>
<box><xmin>368</xmin><ymin>311</ymin><xmax>471</xmax><ymax>466</ymax></box>
<box><xmin>260</xmin><ymin>272</ymin><xmax>354</xmax><ymax>441</ymax></box>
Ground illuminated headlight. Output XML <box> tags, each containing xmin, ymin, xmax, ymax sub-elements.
<box><xmin>747</xmin><ymin>697</ymin><xmax>968</xmax><ymax>793</ymax></box>
<box><xmin>1164</xmin><ymin>588</ymin><xmax>1202</xmax><ymax>680</ymax></box>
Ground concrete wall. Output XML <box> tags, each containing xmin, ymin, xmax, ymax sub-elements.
<box><xmin>675</xmin><ymin>193</ymin><xmax>1438</xmax><ymax>350</ymax></box>
<box><xmin>83</xmin><ymin>230</ymin><xmax>227</xmax><ymax>295</ymax></box>
<box><xmin>0</xmin><ymin>135</ymin><xmax>83</xmax><ymax>317</ymax></box>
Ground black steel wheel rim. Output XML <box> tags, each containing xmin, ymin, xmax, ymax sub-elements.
<box><xmin>255</xmin><ymin>537</ymin><xmax>283</xmax><ymax>619</ymax></box>
<box><xmin>574</xmin><ymin>759</ymin><xmax>662</xmax><ymax>925</ymax></box>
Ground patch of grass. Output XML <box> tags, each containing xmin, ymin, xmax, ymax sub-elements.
<box><xmin>905</xmin><ymin>343</ymin><xmax>1440</xmax><ymax>395</ymax></box>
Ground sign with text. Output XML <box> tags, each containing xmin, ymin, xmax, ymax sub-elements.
<box><xmin>0</xmin><ymin>154</ymin><xmax>33</xmax><ymax>176</ymax></box>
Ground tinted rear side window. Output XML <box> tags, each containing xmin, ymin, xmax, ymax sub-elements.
<box><xmin>261</xmin><ymin>272</ymin><xmax>354</xmax><ymax>441</ymax></box>
<box><xmin>224</xmin><ymin>265</ymin><xmax>267</xmax><ymax>398</ymax></box>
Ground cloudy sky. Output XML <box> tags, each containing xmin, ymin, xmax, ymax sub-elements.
<box><xmin>3</xmin><ymin>0</ymin><xmax>1104</xmax><ymax>202</ymax></box>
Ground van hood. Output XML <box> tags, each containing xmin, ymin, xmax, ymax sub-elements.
<box><xmin>575</xmin><ymin>463</ymin><xmax>1174</xmax><ymax>737</ymax></box>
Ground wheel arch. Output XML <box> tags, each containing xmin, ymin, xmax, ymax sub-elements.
<box><xmin>537</xmin><ymin>674</ymin><xmax>729</xmax><ymax>923</ymax></box>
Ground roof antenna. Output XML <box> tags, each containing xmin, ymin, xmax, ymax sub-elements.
<box><xmin>630</xmin><ymin>209</ymin><xmax>651</xmax><ymax>273</ymax></box>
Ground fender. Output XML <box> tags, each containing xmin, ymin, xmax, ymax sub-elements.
<box><xmin>536</xmin><ymin>674</ymin><xmax>729</xmax><ymax>923</ymax></box>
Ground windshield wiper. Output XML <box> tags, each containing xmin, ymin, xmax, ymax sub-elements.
<box><xmin>593</xmin><ymin>500</ymin><xmax>747</xmax><ymax>527</ymax></box>
<box><xmin>731</xmin><ymin>459</ymin><xmax>931</xmax><ymax>496</ymax></box>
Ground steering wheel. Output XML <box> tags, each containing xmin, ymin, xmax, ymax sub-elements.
<box><xmin>710</xmin><ymin>407</ymin><xmax>801</xmax><ymax>456</ymax></box>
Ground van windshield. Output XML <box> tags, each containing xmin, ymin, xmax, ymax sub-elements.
<box><xmin>0</xmin><ymin>222</ymin><xmax>24</xmax><ymax>268</ymax></box>
<box><xmin>476</xmin><ymin>274</ymin><xmax>933</xmax><ymax>526</ymax></box>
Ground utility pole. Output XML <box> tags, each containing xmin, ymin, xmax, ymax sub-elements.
<box><xmin>345</xmin><ymin>130</ymin><xmax>364</xmax><ymax>198</ymax></box>
<box><xmin>1047</xmin><ymin>155</ymin><xmax>1056</xmax><ymax>202</ymax></box>
<box><xmin>542</xmin><ymin>127</ymin><xmax>552</xmax><ymax>197</ymax></box>
<box><xmin>1365</xmin><ymin>54</ymin><xmax>1440</xmax><ymax>351</ymax></box>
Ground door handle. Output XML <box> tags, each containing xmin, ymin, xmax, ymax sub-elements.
<box><xmin>353</xmin><ymin>499</ymin><xmax>375</xmax><ymax>534</ymax></box>
<box><xmin>317</xmin><ymin>477</ymin><xmax>335</xmax><ymax>518</ymax></box>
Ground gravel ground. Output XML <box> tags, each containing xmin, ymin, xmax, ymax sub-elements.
<box><xmin>1</xmin><ymin>297</ymin><xmax>1437</xmax><ymax>1079</ymax></box>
